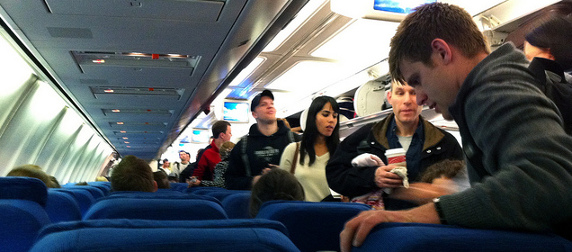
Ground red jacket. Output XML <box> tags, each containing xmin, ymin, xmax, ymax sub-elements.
<box><xmin>192</xmin><ymin>141</ymin><xmax>220</xmax><ymax>180</ymax></box>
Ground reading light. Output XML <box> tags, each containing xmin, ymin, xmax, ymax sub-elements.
<box><xmin>120</xmin><ymin>131</ymin><xmax>127</xmax><ymax>133</ymax></box>
<box><xmin>122</xmin><ymin>137</ymin><xmax>128</xmax><ymax>139</ymax></box>
<box><xmin>117</xmin><ymin>122</ymin><xmax>124</xmax><ymax>125</ymax></box>
<box><xmin>92</xmin><ymin>59</ymin><xmax>105</xmax><ymax>64</ymax></box>
<box><xmin>104</xmin><ymin>89</ymin><xmax>114</xmax><ymax>93</ymax></box>
<box><xmin>111</xmin><ymin>109</ymin><xmax>120</xmax><ymax>113</ymax></box>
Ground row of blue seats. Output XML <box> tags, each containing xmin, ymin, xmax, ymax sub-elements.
<box><xmin>3</xmin><ymin>177</ymin><xmax>572</xmax><ymax>252</ymax></box>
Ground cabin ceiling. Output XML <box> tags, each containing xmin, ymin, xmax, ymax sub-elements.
<box><xmin>0</xmin><ymin>0</ymin><xmax>307</xmax><ymax>160</ymax></box>
<box><xmin>0</xmin><ymin>0</ymin><xmax>569</xmax><ymax>161</ymax></box>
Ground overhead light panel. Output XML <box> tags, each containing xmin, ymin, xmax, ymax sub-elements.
<box><xmin>72</xmin><ymin>51</ymin><xmax>201</xmax><ymax>71</ymax></box>
<box><xmin>91</xmin><ymin>87</ymin><xmax>184</xmax><ymax>100</ymax></box>
<box><xmin>102</xmin><ymin>109</ymin><xmax>173</xmax><ymax>116</ymax></box>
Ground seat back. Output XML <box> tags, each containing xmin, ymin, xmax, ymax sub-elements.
<box><xmin>206</xmin><ymin>189</ymin><xmax>250</xmax><ymax>202</ymax></box>
<box><xmin>31</xmin><ymin>219</ymin><xmax>299</xmax><ymax>252</ymax></box>
<box><xmin>0</xmin><ymin>200</ymin><xmax>51</xmax><ymax>252</ymax></box>
<box><xmin>187</xmin><ymin>186</ymin><xmax>227</xmax><ymax>194</ymax></box>
<box><xmin>62</xmin><ymin>185</ymin><xmax>105</xmax><ymax>199</ymax></box>
<box><xmin>0</xmin><ymin>177</ymin><xmax>48</xmax><ymax>206</ymax></box>
<box><xmin>256</xmin><ymin>201</ymin><xmax>371</xmax><ymax>252</ymax></box>
<box><xmin>53</xmin><ymin>188</ymin><xmax>96</xmax><ymax>216</ymax></box>
<box><xmin>88</xmin><ymin>184</ymin><xmax>111</xmax><ymax>196</ymax></box>
<box><xmin>105</xmin><ymin>191</ymin><xmax>221</xmax><ymax>205</ymax></box>
<box><xmin>169</xmin><ymin>182</ymin><xmax>188</xmax><ymax>192</ymax></box>
<box><xmin>45</xmin><ymin>189</ymin><xmax>82</xmax><ymax>223</ymax></box>
<box><xmin>353</xmin><ymin>223</ymin><xmax>572</xmax><ymax>252</ymax></box>
<box><xmin>221</xmin><ymin>191</ymin><xmax>252</xmax><ymax>219</ymax></box>
<box><xmin>84</xmin><ymin>198</ymin><xmax>228</xmax><ymax>220</ymax></box>
<box><xmin>0</xmin><ymin>177</ymin><xmax>51</xmax><ymax>252</ymax></box>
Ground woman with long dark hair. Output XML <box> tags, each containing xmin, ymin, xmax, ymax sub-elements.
<box><xmin>279</xmin><ymin>96</ymin><xmax>340</xmax><ymax>202</ymax></box>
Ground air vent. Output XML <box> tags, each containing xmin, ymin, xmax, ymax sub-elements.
<box><xmin>117</xmin><ymin>137</ymin><xmax>161</xmax><ymax>141</ymax></box>
<box><xmin>102</xmin><ymin>109</ymin><xmax>173</xmax><ymax>116</ymax></box>
<box><xmin>91</xmin><ymin>87</ymin><xmax>184</xmax><ymax>100</ymax></box>
<box><xmin>118</xmin><ymin>140</ymin><xmax>161</xmax><ymax>145</ymax></box>
<box><xmin>113</xmin><ymin>131</ymin><xmax>164</xmax><ymax>135</ymax></box>
<box><xmin>73</xmin><ymin>51</ymin><xmax>201</xmax><ymax>73</ymax></box>
<box><xmin>109</xmin><ymin>122</ymin><xmax>167</xmax><ymax>127</ymax></box>
<box><xmin>45</xmin><ymin>0</ymin><xmax>224</xmax><ymax>22</ymax></box>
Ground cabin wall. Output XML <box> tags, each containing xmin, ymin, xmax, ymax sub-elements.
<box><xmin>0</xmin><ymin>31</ymin><xmax>113</xmax><ymax>183</ymax></box>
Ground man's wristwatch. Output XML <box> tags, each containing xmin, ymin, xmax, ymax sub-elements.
<box><xmin>432</xmin><ymin>197</ymin><xmax>448</xmax><ymax>224</ymax></box>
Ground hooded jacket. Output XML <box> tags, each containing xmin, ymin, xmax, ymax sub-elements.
<box><xmin>225</xmin><ymin>120</ymin><xmax>299</xmax><ymax>190</ymax></box>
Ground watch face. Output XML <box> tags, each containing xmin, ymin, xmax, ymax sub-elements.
<box><xmin>433</xmin><ymin>197</ymin><xmax>440</xmax><ymax>203</ymax></box>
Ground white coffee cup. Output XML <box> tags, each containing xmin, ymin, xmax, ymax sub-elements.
<box><xmin>385</xmin><ymin>148</ymin><xmax>406</xmax><ymax>168</ymax></box>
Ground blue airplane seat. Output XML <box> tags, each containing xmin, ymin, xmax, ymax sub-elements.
<box><xmin>352</xmin><ymin>223</ymin><xmax>572</xmax><ymax>252</ymax></box>
<box><xmin>0</xmin><ymin>177</ymin><xmax>48</xmax><ymax>206</ymax></box>
<box><xmin>88</xmin><ymin>184</ymin><xmax>111</xmax><ymax>196</ymax></box>
<box><xmin>105</xmin><ymin>191</ymin><xmax>222</xmax><ymax>205</ymax></box>
<box><xmin>188</xmin><ymin>186</ymin><xmax>227</xmax><ymax>194</ymax></box>
<box><xmin>31</xmin><ymin>219</ymin><xmax>298</xmax><ymax>252</ymax></box>
<box><xmin>256</xmin><ymin>201</ymin><xmax>371</xmax><ymax>252</ymax></box>
<box><xmin>83</xmin><ymin>198</ymin><xmax>228</xmax><ymax>220</ymax></box>
<box><xmin>52</xmin><ymin>188</ymin><xmax>96</xmax><ymax>216</ymax></box>
<box><xmin>205</xmin><ymin>189</ymin><xmax>250</xmax><ymax>202</ymax></box>
<box><xmin>45</xmin><ymin>189</ymin><xmax>81</xmax><ymax>223</ymax></box>
<box><xmin>0</xmin><ymin>177</ymin><xmax>51</xmax><ymax>252</ymax></box>
<box><xmin>0</xmin><ymin>200</ymin><xmax>51</xmax><ymax>252</ymax></box>
<box><xmin>169</xmin><ymin>182</ymin><xmax>188</xmax><ymax>192</ymax></box>
<box><xmin>62</xmin><ymin>185</ymin><xmax>105</xmax><ymax>199</ymax></box>
<box><xmin>221</xmin><ymin>191</ymin><xmax>252</xmax><ymax>219</ymax></box>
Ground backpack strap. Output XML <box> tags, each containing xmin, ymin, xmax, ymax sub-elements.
<box><xmin>240</xmin><ymin>135</ymin><xmax>251</xmax><ymax>177</ymax></box>
<box><xmin>287</xmin><ymin>130</ymin><xmax>295</xmax><ymax>143</ymax></box>
<box><xmin>290</xmin><ymin>142</ymin><xmax>300</xmax><ymax>174</ymax></box>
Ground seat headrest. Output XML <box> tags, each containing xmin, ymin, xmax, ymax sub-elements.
<box><xmin>0</xmin><ymin>177</ymin><xmax>48</xmax><ymax>206</ymax></box>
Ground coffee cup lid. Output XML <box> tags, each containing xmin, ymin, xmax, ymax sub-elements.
<box><xmin>385</xmin><ymin>148</ymin><xmax>406</xmax><ymax>156</ymax></box>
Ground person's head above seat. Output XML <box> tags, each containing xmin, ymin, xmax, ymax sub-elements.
<box><xmin>388</xmin><ymin>2</ymin><xmax>490</xmax><ymax>120</ymax></box>
<box><xmin>7</xmin><ymin>164</ymin><xmax>58</xmax><ymax>188</ymax></box>
<box><xmin>249</xmin><ymin>168</ymin><xmax>305</xmax><ymax>217</ymax></box>
<box><xmin>110</xmin><ymin>155</ymin><xmax>157</xmax><ymax>192</ymax></box>
<box><xmin>524</xmin><ymin>15</ymin><xmax>572</xmax><ymax>71</ymax></box>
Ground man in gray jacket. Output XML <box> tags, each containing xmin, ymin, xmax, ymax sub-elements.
<box><xmin>340</xmin><ymin>3</ymin><xmax>572</xmax><ymax>251</ymax></box>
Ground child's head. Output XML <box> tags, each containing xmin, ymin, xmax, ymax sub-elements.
<box><xmin>249</xmin><ymin>169</ymin><xmax>305</xmax><ymax>217</ymax></box>
<box><xmin>419</xmin><ymin>159</ymin><xmax>465</xmax><ymax>183</ymax></box>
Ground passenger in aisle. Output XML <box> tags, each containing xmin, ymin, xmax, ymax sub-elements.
<box><xmin>225</xmin><ymin>89</ymin><xmax>300</xmax><ymax>190</ymax></box>
<box><xmin>193</xmin><ymin>120</ymin><xmax>232</xmax><ymax>181</ymax></box>
<box><xmin>340</xmin><ymin>3</ymin><xmax>572</xmax><ymax>251</ymax></box>
<box><xmin>188</xmin><ymin>141</ymin><xmax>235</xmax><ymax>188</ymax></box>
<box><xmin>327</xmin><ymin>79</ymin><xmax>463</xmax><ymax>210</ymax></box>
<box><xmin>171</xmin><ymin>150</ymin><xmax>191</xmax><ymax>181</ymax></box>
<box><xmin>110</xmin><ymin>155</ymin><xmax>157</xmax><ymax>192</ymax></box>
<box><xmin>279</xmin><ymin>96</ymin><xmax>340</xmax><ymax>202</ymax></box>
<box><xmin>158</xmin><ymin>159</ymin><xmax>172</xmax><ymax>175</ymax></box>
